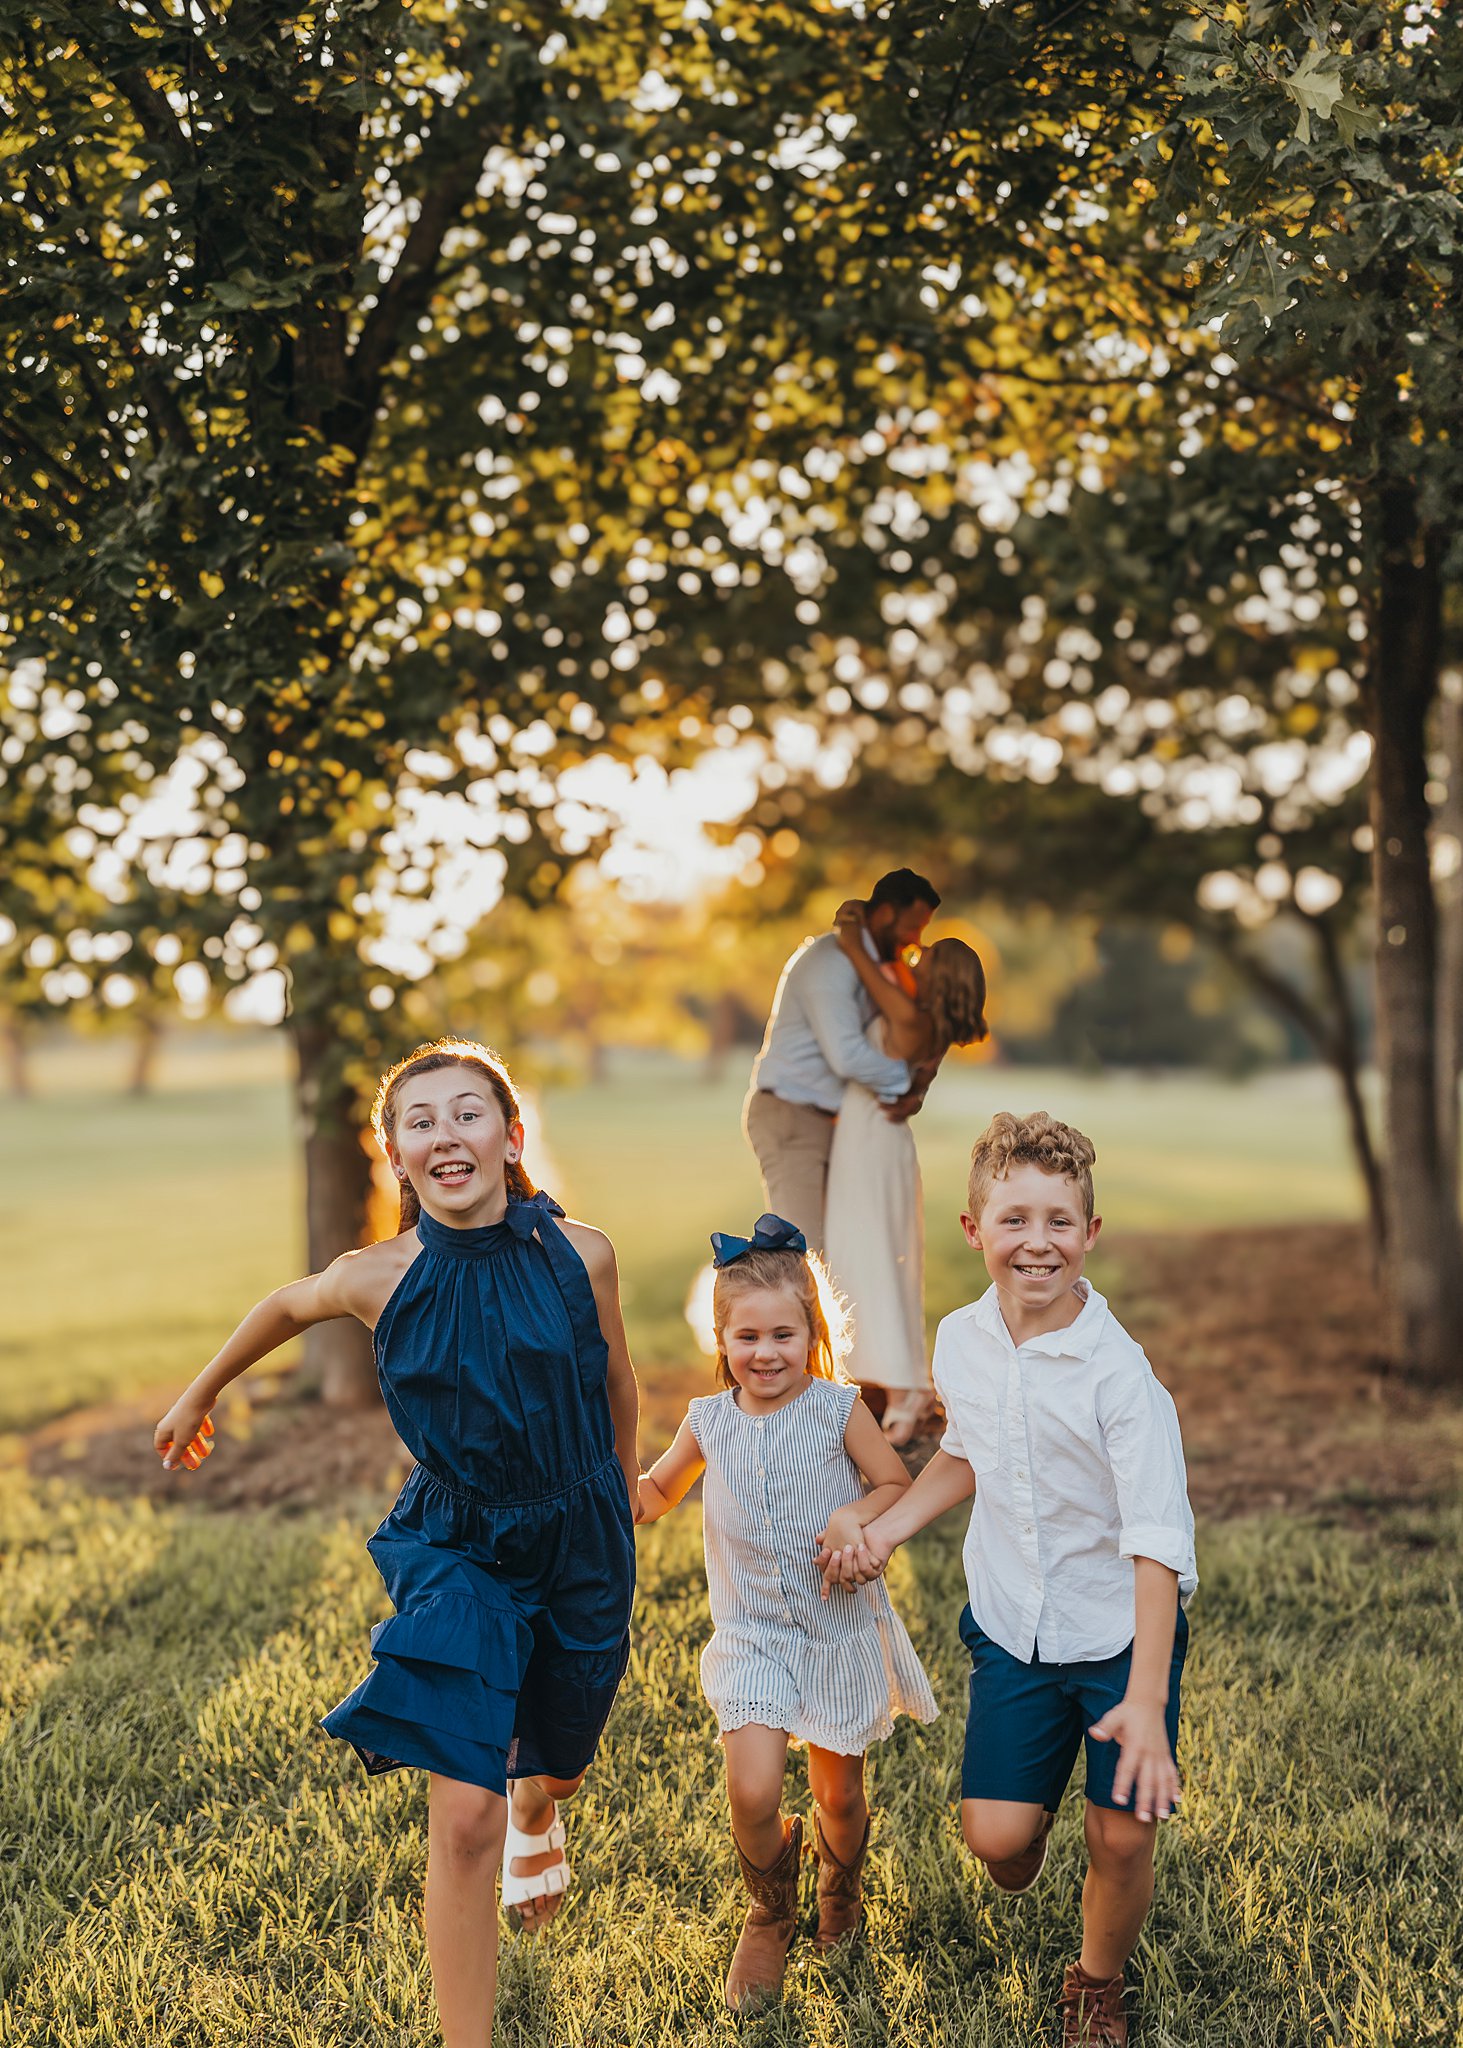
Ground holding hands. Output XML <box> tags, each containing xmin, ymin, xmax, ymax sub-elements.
<box><xmin>814</xmin><ymin>1510</ymin><xmax>893</xmax><ymax>1599</ymax></box>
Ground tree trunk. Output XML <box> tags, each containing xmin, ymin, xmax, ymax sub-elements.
<box><xmin>1363</xmin><ymin>483</ymin><xmax>1463</xmax><ymax>1385</ymax></box>
<box><xmin>703</xmin><ymin>990</ymin><xmax>741</xmax><ymax>1082</ymax></box>
<box><xmin>1312</xmin><ymin>915</ymin><xmax>1386</xmax><ymax>1259</ymax></box>
<box><xmin>3</xmin><ymin>1017</ymin><xmax>29</xmax><ymax>1097</ymax></box>
<box><xmin>291</xmin><ymin>1019</ymin><xmax>380</xmax><ymax>1408</ymax></box>
<box><xmin>1434</xmin><ymin>688</ymin><xmax>1463</xmax><ymax>1197</ymax></box>
<box><xmin>1218</xmin><ymin>921</ymin><xmax>1385</xmax><ymax>1253</ymax></box>
<box><xmin>128</xmin><ymin>1010</ymin><xmax>163</xmax><ymax>1095</ymax></box>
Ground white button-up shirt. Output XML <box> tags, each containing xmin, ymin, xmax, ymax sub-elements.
<box><xmin>933</xmin><ymin>1282</ymin><xmax>1197</xmax><ymax>1665</ymax></box>
<box><xmin>750</xmin><ymin>932</ymin><xmax>910</xmax><ymax>1112</ymax></box>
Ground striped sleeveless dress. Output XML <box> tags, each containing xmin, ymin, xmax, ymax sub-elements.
<box><xmin>688</xmin><ymin>1377</ymin><xmax>937</xmax><ymax>1755</ymax></box>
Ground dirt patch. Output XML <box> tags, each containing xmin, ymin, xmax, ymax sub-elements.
<box><xmin>19</xmin><ymin>1225</ymin><xmax>1461</xmax><ymax>1523</ymax></box>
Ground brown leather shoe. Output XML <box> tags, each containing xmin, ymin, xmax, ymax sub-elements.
<box><xmin>985</xmin><ymin>1808</ymin><xmax>1055</xmax><ymax>1895</ymax></box>
<box><xmin>812</xmin><ymin>1811</ymin><xmax>869</xmax><ymax>1953</ymax></box>
<box><xmin>725</xmin><ymin>1815</ymin><xmax>803</xmax><ymax>2013</ymax></box>
<box><xmin>1060</xmin><ymin>1962</ymin><xmax>1128</xmax><ymax>2045</ymax></box>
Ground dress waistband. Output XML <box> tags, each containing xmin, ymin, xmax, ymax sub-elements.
<box><xmin>410</xmin><ymin>1448</ymin><xmax>620</xmax><ymax>1511</ymax></box>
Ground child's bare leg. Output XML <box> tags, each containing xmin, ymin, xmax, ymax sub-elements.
<box><xmin>723</xmin><ymin>1724</ymin><xmax>791</xmax><ymax>1865</ymax></box>
<box><xmin>426</xmin><ymin>1775</ymin><xmax>508</xmax><ymax>2048</ymax></box>
<box><xmin>509</xmin><ymin>1769</ymin><xmax>586</xmax><ymax>1933</ymax></box>
<box><xmin>961</xmin><ymin>1796</ymin><xmax>1048</xmax><ymax>1866</ymax></box>
<box><xmin>807</xmin><ymin>1745</ymin><xmax>867</xmax><ymax>1863</ymax></box>
<box><xmin>1079</xmin><ymin>1802</ymin><xmax>1156</xmax><ymax>1979</ymax></box>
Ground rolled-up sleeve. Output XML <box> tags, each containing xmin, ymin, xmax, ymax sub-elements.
<box><xmin>1099</xmin><ymin>1367</ymin><xmax>1198</xmax><ymax>1603</ymax></box>
<box><xmin>799</xmin><ymin>945</ymin><xmax>911</xmax><ymax>1100</ymax></box>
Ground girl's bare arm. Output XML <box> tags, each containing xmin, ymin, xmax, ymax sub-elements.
<box><xmin>638</xmin><ymin>1416</ymin><xmax>706</xmax><ymax>1522</ymax></box>
<box><xmin>566</xmin><ymin>1221</ymin><xmax>642</xmax><ymax>1520</ymax></box>
<box><xmin>154</xmin><ymin>1241</ymin><xmax>409</xmax><ymax>1470</ymax></box>
<box><xmin>815</xmin><ymin>1397</ymin><xmax>914</xmax><ymax>1580</ymax></box>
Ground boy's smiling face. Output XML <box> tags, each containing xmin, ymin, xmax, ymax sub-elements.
<box><xmin>963</xmin><ymin>1162</ymin><xmax>1101</xmax><ymax>1330</ymax></box>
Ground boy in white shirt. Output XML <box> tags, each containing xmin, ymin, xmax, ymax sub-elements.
<box><xmin>826</xmin><ymin>1111</ymin><xmax>1196</xmax><ymax>2047</ymax></box>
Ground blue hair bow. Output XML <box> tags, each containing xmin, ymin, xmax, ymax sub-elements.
<box><xmin>709</xmin><ymin>1213</ymin><xmax>808</xmax><ymax>1268</ymax></box>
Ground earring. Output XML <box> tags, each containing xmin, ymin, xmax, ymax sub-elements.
<box><xmin>396</xmin><ymin>1169</ymin><xmax>407</xmax><ymax>1182</ymax></box>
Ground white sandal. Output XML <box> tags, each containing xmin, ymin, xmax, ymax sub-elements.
<box><xmin>501</xmin><ymin>1803</ymin><xmax>570</xmax><ymax>1933</ymax></box>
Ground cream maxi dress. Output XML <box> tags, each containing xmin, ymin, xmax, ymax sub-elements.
<box><xmin>822</xmin><ymin>1017</ymin><xmax>930</xmax><ymax>1392</ymax></box>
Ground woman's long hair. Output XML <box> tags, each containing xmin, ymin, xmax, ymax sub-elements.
<box><xmin>372</xmin><ymin>1039</ymin><xmax>535</xmax><ymax>1232</ymax></box>
<box><xmin>923</xmin><ymin>938</ymin><xmax>989</xmax><ymax>1056</ymax></box>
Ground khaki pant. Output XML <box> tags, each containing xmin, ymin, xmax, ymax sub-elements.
<box><xmin>742</xmin><ymin>1089</ymin><xmax>836</xmax><ymax>1255</ymax></box>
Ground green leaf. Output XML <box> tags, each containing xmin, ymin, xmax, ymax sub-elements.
<box><xmin>1333</xmin><ymin>95</ymin><xmax>1382</xmax><ymax>151</ymax></box>
<box><xmin>1285</xmin><ymin>47</ymin><xmax>1345</xmax><ymax>146</ymax></box>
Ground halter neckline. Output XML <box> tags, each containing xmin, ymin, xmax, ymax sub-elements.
<box><xmin>415</xmin><ymin>1190</ymin><xmax>565</xmax><ymax>1257</ymax></box>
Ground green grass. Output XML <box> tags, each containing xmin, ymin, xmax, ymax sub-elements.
<box><xmin>0</xmin><ymin>1034</ymin><xmax>1369</xmax><ymax>1430</ymax></box>
<box><xmin>1</xmin><ymin>1472</ymin><xmax>1458</xmax><ymax>2047</ymax></box>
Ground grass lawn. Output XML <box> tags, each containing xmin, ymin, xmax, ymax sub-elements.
<box><xmin>0</xmin><ymin>1033</ymin><xmax>1370</xmax><ymax>1432</ymax></box>
<box><xmin>1</xmin><ymin>1471</ymin><xmax>1458</xmax><ymax>2047</ymax></box>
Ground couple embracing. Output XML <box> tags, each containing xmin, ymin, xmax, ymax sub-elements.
<box><xmin>743</xmin><ymin>868</ymin><xmax>989</xmax><ymax>1443</ymax></box>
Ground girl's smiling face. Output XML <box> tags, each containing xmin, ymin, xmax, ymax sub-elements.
<box><xmin>388</xmin><ymin>1064</ymin><xmax>524</xmax><ymax>1228</ymax></box>
<box><xmin>719</xmin><ymin>1284</ymin><xmax>813</xmax><ymax>1412</ymax></box>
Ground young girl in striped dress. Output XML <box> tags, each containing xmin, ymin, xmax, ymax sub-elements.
<box><xmin>638</xmin><ymin>1215</ymin><xmax>936</xmax><ymax>2014</ymax></box>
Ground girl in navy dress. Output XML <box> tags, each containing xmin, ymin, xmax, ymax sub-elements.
<box><xmin>638</xmin><ymin>1217</ymin><xmax>936</xmax><ymax>2014</ymax></box>
<box><xmin>154</xmin><ymin>1039</ymin><xmax>639</xmax><ymax>2048</ymax></box>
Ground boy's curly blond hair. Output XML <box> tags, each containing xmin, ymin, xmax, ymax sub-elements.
<box><xmin>967</xmin><ymin>1110</ymin><xmax>1097</xmax><ymax>1222</ymax></box>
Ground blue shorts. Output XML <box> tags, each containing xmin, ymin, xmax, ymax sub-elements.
<box><xmin>959</xmin><ymin>1605</ymin><xmax>1188</xmax><ymax>1813</ymax></box>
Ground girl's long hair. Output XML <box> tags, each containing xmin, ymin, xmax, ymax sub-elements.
<box><xmin>711</xmin><ymin>1246</ymin><xmax>851</xmax><ymax>1390</ymax></box>
<box><xmin>372</xmin><ymin>1039</ymin><xmax>535</xmax><ymax>1232</ymax></box>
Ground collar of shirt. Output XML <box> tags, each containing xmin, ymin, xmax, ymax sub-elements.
<box><xmin>968</xmin><ymin>1279</ymin><xmax>1109</xmax><ymax>1361</ymax></box>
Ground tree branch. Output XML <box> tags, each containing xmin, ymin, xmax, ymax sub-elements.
<box><xmin>1209</xmin><ymin>919</ymin><xmax>1336</xmax><ymax>1057</ymax></box>
<box><xmin>347</xmin><ymin>114</ymin><xmax>491</xmax><ymax>430</ymax></box>
<box><xmin>0</xmin><ymin>415</ymin><xmax>93</xmax><ymax>503</ymax></box>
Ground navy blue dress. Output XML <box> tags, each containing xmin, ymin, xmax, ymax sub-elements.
<box><xmin>322</xmin><ymin>1192</ymin><xmax>635</xmax><ymax>1795</ymax></box>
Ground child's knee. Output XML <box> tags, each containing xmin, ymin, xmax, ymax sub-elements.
<box><xmin>727</xmin><ymin>1765</ymin><xmax>784</xmax><ymax>1832</ymax></box>
<box><xmin>961</xmin><ymin>1798</ymin><xmax>1044</xmax><ymax>1865</ymax></box>
<box><xmin>1084</xmin><ymin>1802</ymin><xmax>1154</xmax><ymax>1869</ymax></box>
<box><xmin>537</xmin><ymin>1769</ymin><xmax>586</xmax><ymax>1802</ymax></box>
<box><xmin>431</xmin><ymin>1783</ymin><xmax>509</xmax><ymax>1866</ymax></box>
<box><xmin>811</xmin><ymin>1764</ymin><xmax>866</xmax><ymax>1824</ymax></box>
<box><xmin>816</xmin><ymin>1781</ymin><xmax>865</xmax><ymax>1825</ymax></box>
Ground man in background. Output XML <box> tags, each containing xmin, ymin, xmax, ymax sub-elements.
<box><xmin>743</xmin><ymin>869</ymin><xmax>940</xmax><ymax>1253</ymax></box>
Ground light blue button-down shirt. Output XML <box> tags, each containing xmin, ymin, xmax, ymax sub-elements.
<box><xmin>750</xmin><ymin>931</ymin><xmax>910</xmax><ymax>1112</ymax></box>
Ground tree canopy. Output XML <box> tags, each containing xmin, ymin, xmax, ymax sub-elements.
<box><xmin>4</xmin><ymin>0</ymin><xmax>1459</xmax><ymax>1385</ymax></box>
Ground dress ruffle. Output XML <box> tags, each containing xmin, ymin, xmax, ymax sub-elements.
<box><xmin>702</xmin><ymin>1601</ymin><xmax>938</xmax><ymax>1757</ymax></box>
<box><xmin>323</xmin><ymin>1587</ymin><xmax>527</xmax><ymax>1790</ymax></box>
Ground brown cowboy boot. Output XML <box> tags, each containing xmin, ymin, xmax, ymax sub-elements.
<box><xmin>812</xmin><ymin>1811</ymin><xmax>869</xmax><ymax>1953</ymax></box>
<box><xmin>725</xmin><ymin>1815</ymin><xmax>803</xmax><ymax>2014</ymax></box>
<box><xmin>1059</xmin><ymin>1962</ymin><xmax>1128</xmax><ymax>2046</ymax></box>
